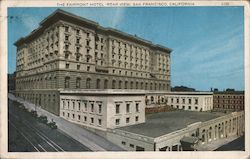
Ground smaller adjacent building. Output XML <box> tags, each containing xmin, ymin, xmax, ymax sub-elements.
<box><xmin>146</xmin><ymin>92</ymin><xmax>213</xmax><ymax>112</ymax></box>
<box><xmin>213</xmin><ymin>91</ymin><xmax>244</xmax><ymax>111</ymax></box>
<box><xmin>106</xmin><ymin>110</ymin><xmax>244</xmax><ymax>151</ymax></box>
<box><xmin>59</xmin><ymin>89</ymin><xmax>145</xmax><ymax>130</ymax></box>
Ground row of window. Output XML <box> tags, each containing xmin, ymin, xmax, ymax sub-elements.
<box><xmin>62</xmin><ymin>112</ymin><xmax>102</xmax><ymax>125</ymax></box>
<box><xmin>115</xmin><ymin>103</ymin><xmax>140</xmax><ymax>114</ymax></box>
<box><xmin>62</xmin><ymin>100</ymin><xmax>103</xmax><ymax>114</ymax></box>
<box><xmin>64</xmin><ymin>77</ymin><xmax>169</xmax><ymax>90</ymax></box>
<box><xmin>121</xmin><ymin>141</ymin><xmax>145</xmax><ymax>151</ymax></box>
<box><xmin>115</xmin><ymin>116</ymin><xmax>139</xmax><ymax>125</ymax></box>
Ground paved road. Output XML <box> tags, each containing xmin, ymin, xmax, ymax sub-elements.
<box><xmin>8</xmin><ymin>94</ymin><xmax>124</xmax><ymax>151</ymax></box>
<box><xmin>8</xmin><ymin>99</ymin><xmax>91</xmax><ymax>152</ymax></box>
<box><xmin>215</xmin><ymin>135</ymin><xmax>245</xmax><ymax>151</ymax></box>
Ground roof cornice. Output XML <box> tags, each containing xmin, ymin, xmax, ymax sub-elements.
<box><xmin>14</xmin><ymin>9</ymin><xmax>172</xmax><ymax>53</ymax></box>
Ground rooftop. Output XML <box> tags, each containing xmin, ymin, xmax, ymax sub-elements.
<box><xmin>15</xmin><ymin>9</ymin><xmax>172</xmax><ymax>53</ymax></box>
<box><xmin>118</xmin><ymin>110</ymin><xmax>227</xmax><ymax>138</ymax></box>
<box><xmin>214</xmin><ymin>91</ymin><xmax>244</xmax><ymax>95</ymax></box>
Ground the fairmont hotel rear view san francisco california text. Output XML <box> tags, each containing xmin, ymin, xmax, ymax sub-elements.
<box><xmin>8</xmin><ymin>9</ymin><xmax>245</xmax><ymax>152</ymax></box>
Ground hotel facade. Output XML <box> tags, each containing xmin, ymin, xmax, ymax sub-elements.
<box><xmin>14</xmin><ymin>9</ymin><xmax>172</xmax><ymax>115</ymax></box>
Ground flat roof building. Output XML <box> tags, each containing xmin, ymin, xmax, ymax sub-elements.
<box><xmin>213</xmin><ymin>91</ymin><xmax>244</xmax><ymax>111</ymax></box>
<box><xmin>106</xmin><ymin>110</ymin><xmax>244</xmax><ymax>151</ymax></box>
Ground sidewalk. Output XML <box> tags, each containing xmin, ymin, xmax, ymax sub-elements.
<box><xmin>196</xmin><ymin>135</ymin><xmax>242</xmax><ymax>151</ymax></box>
<box><xmin>8</xmin><ymin>93</ymin><xmax>124</xmax><ymax>151</ymax></box>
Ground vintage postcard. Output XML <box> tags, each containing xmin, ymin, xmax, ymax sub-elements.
<box><xmin>0</xmin><ymin>0</ymin><xmax>249</xmax><ymax>159</ymax></box>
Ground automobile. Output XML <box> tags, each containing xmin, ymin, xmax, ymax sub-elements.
<box><xmin>38</xmin><ymin>115</ymin><xmax>48</xmax><ymax>124</ymax></box>
<box><xmin>48</xmin><ymin>121</ymin><xmax>57</xmax><ymax>129</ymax></box>
<box><xmin>30</xmin><ymin>110</ymin><xmax>38</xmax><ymax>117</ymax></box>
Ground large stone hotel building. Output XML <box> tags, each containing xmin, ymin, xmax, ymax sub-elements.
<box><xmin>15</xmin><ymin>9</ymin><xmax>172</xmax><ymax>115</ymax></box>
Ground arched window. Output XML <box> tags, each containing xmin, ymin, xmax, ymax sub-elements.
<box><xmin>150</xmin><ymin>83</ymin><xmax>153</xmax><ymax>90</ymax></box>
<box><xmin>130</xmin><ymin>81</ymin><xmax>134</xmax><ymax>89</ymax></box>
<box><xmin>76</xmin><ymin>77</ymin><xmax>81</xmax><ymax>88</ymax></box>
<box><xmin>112</xmin><ymin>80</ymin><xmax>116</xmax><ymax>89</ymax></box>
<box><xmin>65</xmin><ymin>77</ymin><xmax>70</xmax><ymax>88</ymax></box>
<box><xmin>86</xmin><ymin>78</ymin><xmax>91</xmax><ymax>89</ymax></box>
<box><xmin>104</xmin><ymin>79</ymin><xmax>108</xmax><ymax>89</ymax></box>
<box><xmin>145</xmin><ymin>83</ymin><xmax>148</xmax><ymax>90</ymax></box>
<box><xmin>96</xmin><ymin>79</ymin><xmax>101</xmax><ymax>89</ymax></box>
<box><xmin>136</xmin><ymin>82</ymin><xmax>138</xmax><ymax>89</ymax></box>
<box><xmin>155</xmin><ymin>83</ymin><xmax>157</xmax><ymax>90</ymax></box>
<box><xmin>119</xmin><ymin>80</ymin><xmax>122</xmax><ymax>89</ymax></box>
<box><xmin>125</xmin><ymin>81</ymin><xmax>128</xmax><ymax>89</ymax></box>
<box><xmin>141</xmin><ymin>82</ymin><xmax>143</xmax><ymax>89</ymax></box>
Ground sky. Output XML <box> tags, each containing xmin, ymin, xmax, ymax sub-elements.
<box><xmin>8</xmin><ymin>7</ymin><xmax>244</xmax><ymax>91</ymax></box>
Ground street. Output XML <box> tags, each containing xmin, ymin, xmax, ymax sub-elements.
<box><xmin>8</xmin><ymin>99</ymin><xmax>91</xmax><ymax>152</ymax></box>
<box><xmin>215</xmin><ymin>135</ymin><xmax>245</xmax><ymax>151</ymax></box>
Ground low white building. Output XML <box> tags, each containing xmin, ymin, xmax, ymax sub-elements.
<box><xmin>146</xmin><ymin>91</ymin><xmax>213</xmax><ymax>111</ymax></box>
<box><xmin>106</xmin><ymin>111</ymin><xmax>244</xmax><ymax>151</ymax></box>
<box><xmin>59</xmin><ymin>89</ymin><xmax>145</xmax><ymax>130</ymax></box>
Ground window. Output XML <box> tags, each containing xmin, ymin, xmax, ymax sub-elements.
<box><xmin>66</xmin><ymin>63</ymin><xmax>69</xmax><ymax>69</ymax></box>
<box><xmin>116</xmin><ymin>119</ymin><xmax>120</xmax><ymax>125</ymax></box>
<box><xmin>86</xmin><ymin>78</ymin><xmax>91</xmax><ymax>89</ymax></box>
<box><xmin>62</xmin><ymin>112</ymin><xmax>65</xmax><ymax>116</ymax></box>
<box><xmin>121</xmin><ymin>141</ymin><xmax>126</xmax><ymax>145</ymax></box>
<box><xmin>77</xmin><ymin>64</ymin><xmax>80</xmax><ymax>70</ymax></box>
<box><xmin>78</xmin><ymin>102</ymin><xmax>80</xmax><ymax>111</ymax></box>
<box><xmin>78</xmin><ymin>115</ymin><xmax>81</xmax><ymax>121</ymax></box>
<box><xmin>65</xmin><ymin>77</ymin><xmax>70</xmax><ymax>88</ymax></box>
<box><xmin>126</xmin><ymin>117</ymin><xmax>130</xmax><ymax>123</ymax></box>
<box><xmin>98</xmin><ymin>104</ymin><xmax>102</xmax><ymax>113</ymax></box>
<box><xmin>119</xmin><ymin>80</ymin><xmax>122</xmax><ymax>89</ymax></box>
<box><xmin>76</xmin><ymin>77</ymin><xmax>81</xmax><ymax>88</ymax></box>
<box><xmin>135</xmin><ymin>116</ymin><xmax>139</xmax><ymax>122</ymax></box>
<box><xmin>84</xmin><ymin>103</ymin><xmax>87</xmax><ymax>111</ymax></box>
<box><xmin>129</xmin><ymin>144</ymin><xmax>134</xmax><ymax>148</ymax></box>
<box><xmin>87</xmin><ymin>66</ymin><xmax>90</xmax><ymax>71</ymax></box>
<box><xmin>84</xmin><ymin>116</ymin><xmax>87</xmax><ymax>122</ymax></box>
<box><xmin>76</xmin><ymin>38</ymin><xmax>80</xmax><ymax>44</ymax></box>
<box><xmin>76</xmin><ymin>47</ymin><xmax>80</xmax><ymax>53</ymax></box>
<box><xmin>188</xmin><ymin>106</ymin><xmax>191</xmax><ymax>110</ymax></box>
<box><xmin>136</xmin><ymin>103</ymin><xmax>139</xmax><ymax>112</ymax></box>
<box><xmin>86</xmin><ymin>40</ymin><xmax>90</xmax><ymax>46</ymax></box>
<box><xmin>76</xmin><ymin>29</ymin><xmax>80</xmax><ymax>35</ymax></box>
<box><xmin>176</xmin><ymin>98</ymin><xmax>179</xmax><ymax>103</ymax></box>
<box><xmin>96</xmin><ymin>79</ymin><xmax>101</xmax><ymax>89</ymax></box>
<box><xmin>87</xmin><ymin>32</ymin><xmax>90</xmax><ymax>37</ymax></box>
<box><xmin>126</xmin><ymin>103</ymin><xmax>130</xmax><ymax>113</ymax></box>
<box><xmin>72</xmin><ymin>113</ymin><xmax>75</xmax><ymax>119</ymax></box>
<box><xmin>72</xmin><ymin>102</ymin><xmax>75</xmax><ymax>110</ymax></box>
<box><xmin>65</xmin><ymin>35</ymin><xmax>69</xmax><ymax>41</ymax></box>
<box><xmin>86</xmin><ymin>57</ymin><xmax>90</xmax><ymax>63</ymax></box>
<box><xmin>189</xmin><ymin>99</ymin><xmax>192</xmax><ymax>104</ymax></box>
<box><xmin>104</xmin><ymin>79</ymin><xmax>108</xmax><ymax>89</ymax></box>
<box><xmin>182</xmin><ymin>98</ymin><xmax>185</xmax><ymax>104</ymax></box>
<box><xmin>98</xmin><ymin>119</ymin><xmax>102</xmax><ymax>125</ymax></box>
<box><xmin>195</xmin><ymin>99</ymin><xmax>198</xmax><ymax>104</ymax></box>
<box><xmin>91</xmin><ymin>117</ymin><xmax>94</xmax><ymax>124</ymax></box>
<box><xmin>116</xmin><ymin>104</ymin><xmax>120</xmax><ymax>114</ymax></box>
<box><xmin>65</xmin><ymin>26</ymin><xmax>69</xmax><ymax>32</ymax></box>
<box><xmin>195</xmin><ymin>106</ymin><xmax>198</xmax><ymax>110</ymax></box>
<box><xmin>91</xmin><ymin>103</ymin><xmax>94</xmax><ymax>112</ymax></box>
<box><xmin>182</xmin><ymin>106</ymin><xmax>185</xmax><ymax>109</ymax></box>
<box><xmin>112</xmin><ymin>80</ymin><xmax>116</xmax><ymax>89</ymax></box>
<box><xmin>67</xmin><ymin>113</ymin><xmax>69</xmax><ymax>117</ymax></box>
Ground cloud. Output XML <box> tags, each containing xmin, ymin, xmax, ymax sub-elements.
<box><xmin>20</xmin><ymin>14</ymin><xmax>39</xmax><ymax>32</ymax></box>
<box><xmin>110</xmin><ymin>8</ymin><xmax>126</xmax><ymax>28</ymax></box>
